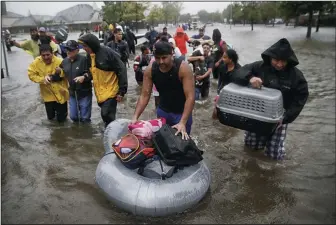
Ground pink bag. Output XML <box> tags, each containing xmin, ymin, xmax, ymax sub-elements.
<box><xmin>128</xmin><ymin>118</ymin><xmax>166</xmax><ymax>139</ymax></box>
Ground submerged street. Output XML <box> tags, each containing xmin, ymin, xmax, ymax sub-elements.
<box><xmin>1</xmin><ymin>25</ymin><xmax>335</xmax><ymax>224</ymax></box>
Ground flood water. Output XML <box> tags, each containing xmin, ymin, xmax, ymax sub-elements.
<box><xmin>1</xmin><ymin>25</ymin><xmax>335</xmax><ymax>224</ymax></box>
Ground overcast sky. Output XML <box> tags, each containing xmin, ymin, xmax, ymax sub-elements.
<box><xmin>6</xmin><ymin>1</ymin><xmax>230</xmax><ymax>16</ymax></box>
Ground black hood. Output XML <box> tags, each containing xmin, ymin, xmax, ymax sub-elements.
<box><xmin>261</xmin><ymin>38</ymin><xmax>299</xmax><ymax>67</ymax></box>
<box><xmin>78</xmin><ymin>33</ymin><xmax>101</xmax><ymax>53</ymax></box>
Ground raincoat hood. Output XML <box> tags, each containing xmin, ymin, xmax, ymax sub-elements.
<box><xmin>78</xmin><ymin>33</ymin><xmax>101</xmax><ymax>53</ymax></box>
<box><xmin>261</xmin><ymin>38</ymin><xmax>299</xmax><ymax>67</ymax></box>
<box><xmin>175</xmin><ymin>27</ymin><xmax>184</xmax><ymax>34</ymax></box>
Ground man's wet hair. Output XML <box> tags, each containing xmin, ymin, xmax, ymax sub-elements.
<box><xmin>39</xmin><ymin>35</ymin><xmax>51</xmax><ymax>45</ymax></box>
<box><xmin>226</xmin><ymin>49</ymin><xmax>239</xmax><ymax>65</ymax></box>
<box><xmin>212</xmin><ymin>28</ymin><xmax>221</xmax><ymax>43</ymax></box>
<box><xmin>140</xmin><ymin>45</ymin><xmax>148</xmax><ymax>53</ymax></box>
<box><xmin>160</xmin><ymin>36</ymin><xmax>169</xmax><ymax>42</ymax></box>
<box><xmin>153</xmin><ymin>41</ymin><xmax>173</xmax><ymax>56</ymax></box>
<box><xmin>202</xmin><ymin>42</ymin><xmax>211</xmax><ymax>47</ymax></box>
<box><xmin>39</xmin><ymin>44</ymin><xmax>53</xmax><ymax>54</ymax></box>
<box><xmin>114</xmin><ymin>28</ymin><xmax>122</xmax><ymax>34</ymax></box>
<box><xmin>30</xmin><ymin>28</ymin><xmax>38</xmax><ymax>33</ymax></box>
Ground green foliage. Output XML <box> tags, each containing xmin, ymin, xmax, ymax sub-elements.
<box><xmin>161</xmin><ymin>2</ymin><xmax>175</xmax><ymax>24</ymax></box>
<box><xmin>259</xmin><ymin>2</ymin><xmax>278</xmax><ymax>24</ymax></box>
<box><xmin>102</xmin><ymin>1</ymin><xmax>148</xmax><ymax>24</ymax></box>
<box><xmin>179</xmin><ymin>13</ymin><xmax>192</xmax><ymax>23</ymax></box>
<box><xmin>232</xmin><ymin>3</ymin><xmax>244</xmax><ymax>22</ymax></box>
<box><xmin>147</xmin><ymin>5</ymin><xmax>163</xmax><ymax>25</ymax></box>
<box><xmin>244</xmin><ymin>2</ymin><xmax>260</xmax><ymax>22</ymax></box>
<box><xmin>171</xmin><ymin>2</ymin><xmax>183</xmax><ymax>24</ymax></box>
<box><xmin>197</xmin><ymin>10</ymin><xmax>209</xmax><ymax>23</ymax></box>
<box><xmin>197</xmin><ymin>10</ymin><xmax>223</xmax><ymax>23</ymax></box>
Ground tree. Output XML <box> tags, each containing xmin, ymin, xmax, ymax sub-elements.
<box><xmin>102</xmin><ymin>1</ymin><xmax>149</xmax><ymax>31</ymax></box>
<box><xmin>279</xmin><ymin>1</ymin><xmax>327</xmax><ymax>38</ymax></box>
<box><xmin>297</xmin><ymin>2</ymin><xmax>325</xmax><ymax>38</ymax></box>
<box><xmin>259</xmin><ymin>2</ymin><xmax>277</xmax><ymax>26</ymax></box>
<box><xmin>122</xmin><ymin>2</ymin><xmax>148</xmax><ymax>32</ymax></box>
<box><xmin>171</xmin><ymin>2</ymin><xmax>183</xmax><ymax>25</ymax></box>
<box><xmin>315</xmin><ymin>2</ymin><xmax>334</xmax><ymax>32</ymax></box>
<box><xmin>197</xmin><ymin>10</ymin><xmax>210</xmax><ymax>23</ymax></box>
<box><xmin>278</xmin><ymin>1</ymin><xmax>304</xmax><ymax>27</ymax></box>
<box><xmin>102</xmin><ymin>1</ymin><xmax>125</xmax><ymax>24</ymax></box>
<box><xmin>232</xmin><ymin>3</ymin><xmax>243</xmax><ymax>25</ymax></box>
<box><xmin>179</xmin><ymin>13</ymin><xmax>192</xmax><ymax>23</ymax></box>
<box><xmin>211</xmin><ymin>10</ymin><xmax>223</xmax><ymax>23</ymax></box>
<box><xmin>243</xmin><ymin>2</ymin><xmax>260</xmax><ymax>30</ymax></box>
<box><xmin>241</xmin><ymin>1</ymin><xmax>249</xmax><ymax>25</ymax></box>
<box><xmin>161</xmin><ymin>2</ymin><xmax>176</xmax><ymax>25</ymax></box>
<box><xmin>147</xmin><ymin>5</ymin><xmax>163</xmax><ymax>26</ymax></box>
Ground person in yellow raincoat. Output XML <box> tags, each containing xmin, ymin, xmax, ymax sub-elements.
<box><xmin>28</xmin><ymin>44</ymin><xmax>69</xmax><ymax>122</ymax></box>
<box><xmin>78</xmin><ymin>34</ymin><xmax>127</xmax><ymax>127</ymax></box>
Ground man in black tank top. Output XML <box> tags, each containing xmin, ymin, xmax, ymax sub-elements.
<box><xmin>131</xmin><ymin>41</ymin><xmax>195</xmax><ymax>140</ymax></box>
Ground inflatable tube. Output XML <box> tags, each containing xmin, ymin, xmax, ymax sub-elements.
<box><xmin>95</xmin><ymin>119</ymin><xmax>211</xmax><ymax>217</ymax></box>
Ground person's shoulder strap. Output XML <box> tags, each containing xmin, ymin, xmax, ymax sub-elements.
<box><xmin>173</xmin><ymin>57</ymin><xmax>183</xmax><ymax>75</ymax></box>
<box><xmin>151</xmin><ymin>60</ymin><xmax>158</xmax><ymax>76</ymax></box>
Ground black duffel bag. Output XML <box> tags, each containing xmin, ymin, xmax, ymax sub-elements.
<box><xmin>152</xmin><ymin>124</ymin><xmax>204</xmax><ymax>167</ymax></box>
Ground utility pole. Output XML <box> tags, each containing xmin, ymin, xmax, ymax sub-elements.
<box><xmin>230</xmin><ymin>2</ymin><xmax>233</xmax><ymax>29</ymax></box>
<box><xmin>135</xmin><ymin>2</ymin><xmax>138</xmax><ymax>33</ymax></box>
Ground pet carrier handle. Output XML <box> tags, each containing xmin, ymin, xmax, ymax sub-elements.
<box><xmin>248</xmin><ymin>84</ymin><xmax>263</xmax><ymax>90</ymax></box>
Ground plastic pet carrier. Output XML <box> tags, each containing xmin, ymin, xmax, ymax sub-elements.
<box><xmin>216</xmin><ymin>83</ymin><xmax>284</xmax><ymax>135</ymax></box>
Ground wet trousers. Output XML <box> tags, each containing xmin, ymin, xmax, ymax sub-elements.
<box><xmin>244</xmin><ymin>124</ymin><xmax>288</xmax><ymax>160</ymax></box>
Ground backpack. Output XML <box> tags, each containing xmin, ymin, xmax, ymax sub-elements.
<box><xmin>152</xmin><ymin>124</ymin><xmax>204</xmax><ymax>167</ymax></box>
<box><xmin>112</xmin><ymin>133</ymin><xmax>156</xmax><ymax>170</ymax></box>
<box><xmin>55</xmin><ymin>27</ymin><xmax>68</xmax><ymax>43</ymax></box>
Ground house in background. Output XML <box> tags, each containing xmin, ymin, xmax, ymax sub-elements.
<box><xmin>1</xmin><ymin>2</ymin><xmax>103</xmax><ymax>33</ymax></box>
<box><xmin>53</xmin><ymin>3</ymin><xmax>102</xmax><ymax>32</ymax></box>
<box><xmin>1</xmin><ymin>6</ymin><xmax>25</xmax><ymax>32</ymax></box>
<box><xmin>2</xmin><ymin>11</ymin><xmax>24</xmax><ymax>31</ymax></box>
<box><xmin>9</xmin><ymin>12</ymin><xmax>54</xmax><ymax>33</ymax></box>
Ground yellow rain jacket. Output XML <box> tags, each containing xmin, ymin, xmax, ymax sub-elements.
<box><xmin>20</xmin><ymin>39</ymin><xmax>58</xmax><ymax>59</ymax></box>
<box><xmin>28</xmin><ymin>56</ymin><xmax>69</xmax><ymax>104</ymax></box>
<box><xmin>78</xmin><ymin>34</ymin><xmax>127</xmax><ymax>104</ymax></box>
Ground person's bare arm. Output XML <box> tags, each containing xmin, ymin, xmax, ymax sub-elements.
<box><xmin>178</xmin><ymin>61</ymin><xmax>195</xmax><ymax>125</ymax></box>
<box><xmin>188</xmin><ymin>55</ymin><xmax>204</xmax><ymax>62</ymax></box>
<box><xmin>201</xmin><ymin>67</ymin><xmax>212</xmax><ymax>79</ymax></box>
<box><xmin>221</xmin><ymin>42</ymin><xmax>228</xmax><ymax>53</ymax></box>
<box><xmin>215</xmin><ymin>43</ymin><xmax>228</xmax><ymax>66</ymax></box>
<box><xmin>132</xmin><ymin>63</ymin><xmax>154</xmax><ymax>121</ymax></box>
<box><xmin>13</xmin><ymin>40</ymin><xmax>30</xmax><ymax>49</ymax></box>
<box><xmin>12</xmin><ymin>40</ymin><xmax>21</xmax><ymax>48</ymax></box>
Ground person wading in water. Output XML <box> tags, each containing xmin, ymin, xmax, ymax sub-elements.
<box><xmin>131</xmin><ymin>41</ymin><xmax>195</xmax><ymax>140</ymax></box>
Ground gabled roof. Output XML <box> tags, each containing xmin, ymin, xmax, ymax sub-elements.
<box><xmin>90</xmin><ymin>11</ymin><xmax>102</xmax><ymax>23</ymax></box>
<box><xmin>52</xmin><ymin>15</ymin><xmax>70</xmax><ymax>23</ymax></box>
<box><xmin>54</xmin><ymin>4</ymin><xmax>95</xmax><ymax>23</ymax></box>
<box><xmin>32</xmin><ymin>15</ymin><xmax>54</xmax><ymax>23</ymax></box>
<box><xmin>2</xmin><ymin>17</ymin><xmax>20</xmax><ymax>28</ymax></box>
<box><xmin>2</xmin><ymin>11</ymin><xmax>24</xmax><ymax>18</ymax></box>
<box><xmin>11</xmin><ymin>15</ymin><xmax>37</xmax><ymax>27</ymax></box>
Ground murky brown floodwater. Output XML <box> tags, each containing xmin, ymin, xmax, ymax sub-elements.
<box><xmin>2</xmin><ymin>25</ymin><xmax>335</xmax><ymax>224</ymax></box>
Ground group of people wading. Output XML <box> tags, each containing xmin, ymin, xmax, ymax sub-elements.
<box><xmin>13</xmin><ymin>25</ymin><xmax>308</xmax><ymax>161</ymax></box>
